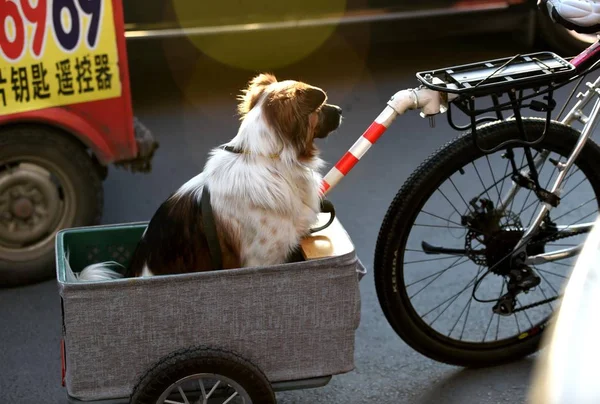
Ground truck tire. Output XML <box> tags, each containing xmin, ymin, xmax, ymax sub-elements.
<box><xmin>0</xmin><ymin>124</ymin><xmax>103</xmax><ymax>287</ymax></box>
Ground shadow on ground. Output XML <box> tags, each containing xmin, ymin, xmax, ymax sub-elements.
<box><xmin>417</xmin><ymin>357</ymin><xmax>537</xmax><ymax>404</ymax></box>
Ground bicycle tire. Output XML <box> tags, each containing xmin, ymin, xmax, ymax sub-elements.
<box><xmin>374</xmin><ymin>117</ymin><xmax>600</xmax><ymax>367</ymax></box>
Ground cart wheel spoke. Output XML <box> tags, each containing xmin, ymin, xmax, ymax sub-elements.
<box><xmin>143</xmin><ymin>350</ymin><xmax>270</xmax><ymax>404</ymax></box>
<box><xmin>177</xmin><ymin>385</ymin><xmax>190</xmax><ymax>404</ymax></box>
<box><xmin>198</xmin><ymin>379</ymin><xmax>207</xmax><ymax>403</ymax></box>
<box><xmin>222</xmin><ymin>391</ymin><xmax>239</xmax><ymax>404</ymax></box>
<box><xmin>206</xmin><ymin>380</ymin><xmax>220</xmax><ymax>398</ymax></box>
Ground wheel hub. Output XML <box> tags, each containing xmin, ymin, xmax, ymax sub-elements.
<box><xmin>0</xmin><ymin>163</ymin><xmax>61</xmax><ymax>246</ymax></box>
<box><xmin>462</xmin><ymin>198</ymin><xmax>545</xmax><ymax>275</ymax></box>
<box><xmin>12</xmin><ymin>197</ymin><xmax>34</xmax><ymax>219</ymax></box>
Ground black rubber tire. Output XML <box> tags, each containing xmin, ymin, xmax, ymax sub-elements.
<box><xmin>374</xmin><ymin>118</ymin><xmax>600</xmax><ymax>368</ymax></box>
<box><xmin>0</xmin><ymin>124</ymin><xmax>103</xmax><ymax>287</ymax></box>
<box><xmin>130</xmin><ymin>347</ymin><xmax>277</xmax><ymax>404</ymax></box>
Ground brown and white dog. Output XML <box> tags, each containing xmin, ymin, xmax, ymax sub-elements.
<box><xmin>73</xmin><ymin>73</ymin><xmax>343</xmax><ymax>281</ymax></box>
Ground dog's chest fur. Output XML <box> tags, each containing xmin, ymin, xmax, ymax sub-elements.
<box><xmin>203</xmin><ymin>148</ymin><xmax>323</xmax><ymax>267</ymax></box>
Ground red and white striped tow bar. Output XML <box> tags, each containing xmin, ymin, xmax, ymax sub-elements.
<box><xmin>320</xmin><ymin>84</ymin><xmax>456</xmax><ymax>195</ymax></box>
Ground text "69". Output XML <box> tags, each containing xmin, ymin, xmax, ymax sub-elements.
<box><xmin>1</xmin><ymin>0</ymin><xmax>102</xmax><ymax>61</ymax></box>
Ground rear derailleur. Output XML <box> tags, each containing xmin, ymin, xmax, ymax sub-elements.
<box><xmin>493</xmin><ymin>266</ymin><xmax>541</xmax><ymax>316</ymax></box>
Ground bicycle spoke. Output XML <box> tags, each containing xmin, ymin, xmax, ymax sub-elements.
<box><xmin>447</xmin><ymin>290</ymin><xmax>473</xmax><ymax>338</ymax></box>
<box><xmin>473</xmin><ymin>159</ymin><xmax>531</xmax><ymax>211</ymax></box>
<box><xmin>536</xmin><ymin>268</ymin><xmax>568</xmax><ymax>279</ymax></box>
<box><xmin>421</xmin><ymin>210</ymin><xmax>494</xmax><ymax>238</ymax></box>
<box><xmin>436</xmin><ymin>188</ymin><xmax>465</xmax><ymax>219</ymax></box>
<box><xmin>485</xmin><ymin>155</ymin><xmax>502</xmax><ymax>203</ymax></box>
<box><xmin>414</xmin><ymin>223</ymin><xmax>465</xmax><ymax>229</ymax></box>
<box><xmin>405</xmin><ymin>256</ymin><xmax>463</xmax><ymax>265</ymax></box>
<box><xmin>516</xmin><ymin>300</ymin><xmax>535</xmax><ymax>328</ymax></box>
<box><xmin>424</xmin><ymin>273</ymin><xmax>480</xmax><ymax>325</ymax></box>
<box><xmin>550</xmin><ymin>211</ymin><xmax>598</xmax><ymax>240</ymax></box>
<box><xmin>460</xmin><ymin>281</ymin><xmax>475</xmax><ymax>340</ymax></box>
<box><xmin>495</xmin><ymin>280</ymin><xmax>503</xmax><ymax>341</ymax></box>
<box><xmin>408</xmin><ymin>257</ymin><xmax>471</xmax><ymax>298</ymax></box>
<box><xmin>572</xmin><ymin>210</ymin><xmax>597</xmax><ymax>225</ymax></box>
<box><xmin>514</xmin><ymin>304</ymin><xmax>522</xmax><ymax>335</ymax></box>
<box><xmin>524</xmin><ymin>155</ymin><xmax>558</xmax><ymax>227</ymax></box>
<box><xmin>522</xmin><ymin>195</ymin><xmax>596</xmax><ymax>234</ymax></box>
<box><xmin>519</xmin><ymin>152</ymin><xmax>552</xmax><ymax>217</ymax></box>
<box><xmin>472</xmin><ymin>161</ymin><xmax>495</xmax><ymax>203</ymax></box>
<box><xmin>552</xmin><ymin>197</ymin><xmax>597</xmax><ymax>222</ymax></box>
<box><xmin>552</xmin><ymin>261</ymin><xmax>574</xmax><ymax>267</ymax></box>
<box><xmin>562</xmin><ymin>166</ymin><xmax>581</xmax><ymax>189</ymax></box>
<box><xmin>534</xmin><ymin>280</ymin><xmax>556</xmax><ymax>312</ymax></box>
<box><xmin>495</xmin><ymin>158</ymin><xmax>511</xmax><ymax>212</ymax></box>
<box><xmin>406</xmin><ymin>267</ymin><xmax>457</xmax><ymax>288</ymax></box>
<box><xmin>449</xmin><ymin>177</ymin><xmax>474</xmax><ymax>214</ymax></box>
<box><xmin>405</xmin><ymin>248</ymin><xmax>446</xmax><ymax>254</ymax></box>
<box><xmin>505</xmin><ymin>152</ymin><xmax>528</xmax><ymax>221</ymax></box>
<box><xmin>482</xmin><ymin>282</ymin><xmax>506</xmax><ymax>342</ymax></box>
<box><xmin>448</xmin><ymin>266</ymin><xmax>484</xmax><ymax>339</ymax></box>
<box><xmin>535</xmin><ymin>266</ymin><xmax>560</xmax><ymax>297</ymax></box>
<box><xmin>561</xmin><ymin>177</ymin><xmax>587</xmax><ymax>200</ymax></box>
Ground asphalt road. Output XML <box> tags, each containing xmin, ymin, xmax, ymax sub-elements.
<box><xmin>1</xmin><ymin>30</ymin><xmax>593</xmax><ymax>403</ymax></box>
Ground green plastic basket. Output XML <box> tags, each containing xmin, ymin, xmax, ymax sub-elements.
<box><xmin>55</xmin><ymin>222</ymin><xmax>148</xmax><ymax>282</ymax></box>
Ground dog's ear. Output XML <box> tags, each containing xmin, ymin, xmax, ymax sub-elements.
<box><xmin>296</xmin><ymin>86</ymin><xmax>327</xmax><ymax>113</ymax></box>
<box><xmin>237</xmin><ymin>73</ymin><xmax>278</xmax><ymax>117</ymax></box>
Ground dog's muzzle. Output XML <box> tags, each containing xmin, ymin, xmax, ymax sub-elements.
<box><xmin>315</xmin><ymin>104</ymin><xmax>343</xmax><ymax>138</ymax></box>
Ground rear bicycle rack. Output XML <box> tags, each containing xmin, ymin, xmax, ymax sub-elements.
<box><xmin>416</xmin><ymin>51</ymin><xmax>577</xmax><ymax>154</ymax></box>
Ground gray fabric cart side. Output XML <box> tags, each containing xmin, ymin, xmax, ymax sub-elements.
<box><xmin>56</xmin><ymin>227</ymin><xmax>365</xmax><ymax>402</ymax></box>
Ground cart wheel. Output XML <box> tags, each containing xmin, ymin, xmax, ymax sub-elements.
<box><xmin>0</xmin><ymin>125</ymin><xmax>103</xmax><ymax>287</ymax></box>
<box><xmin>130</xmin><ymin>347</ymin><xmax>276</xmax><ymax>404</ymax></box>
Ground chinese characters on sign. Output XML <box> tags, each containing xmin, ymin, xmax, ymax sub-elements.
<box><xmin>0</xmin><ymin>0</ymin><xmax>121</xmax><ymax>115</ymax></box>
<box><xmin>0</xmin><ymin>53</ymin><xmax>114</xmax><ymax>107</ymax></box>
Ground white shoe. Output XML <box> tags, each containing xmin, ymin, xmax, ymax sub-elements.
<box><xmin>540</xmin><ymin>0</ymin><xmax>600</xmax><ymax>33</ymax></box>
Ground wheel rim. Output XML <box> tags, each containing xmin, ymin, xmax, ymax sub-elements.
<box><xmin>157</xmin><ymin>373</ymin><xmax>252</xmax><ymax>404</ymax></box>
<box><xmin>395</xmin><ymin>139</ymin><xmax>600</xmax><ymax>349</ymax></box>
<box><xmin>0</xmin><ymin>158</ymin><xmax>76</xmax><ymax>261</ymax></box>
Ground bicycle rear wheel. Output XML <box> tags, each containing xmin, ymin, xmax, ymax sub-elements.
<box><xmin>374</xmin><ymin>118</ymin><xmax>600</xmax><ymax>367</ymax></box>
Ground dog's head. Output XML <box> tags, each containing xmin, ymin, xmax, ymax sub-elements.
<box><xmin>237</xmin><ymin>73</ymin><xmax>342</xmax><ymax>160</ymax></box>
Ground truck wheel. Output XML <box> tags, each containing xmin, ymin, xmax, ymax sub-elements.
<box><xmin>130</xmin><ymin>347</ymin><xmax>276</xmax><ymax>404</ymax></box>
<box><xmin>0</xmin><ymin>124</ymin><xmax>103</xmax><ymax>287</ymax></box>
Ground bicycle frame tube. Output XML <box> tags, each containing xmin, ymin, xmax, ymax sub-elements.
<box><xmin>494</xmin><ymin>47</ymin><xmax>600</xmax><ymax>265</ymax></box>
<box><xmin>513</xmin><ymin>95</ymin><xmax>600</xmax><ymax>264</ymax></box>
<box><xmin>497</xmin><ymin>75</ymin><xmax>600</xmax><ymax>214</ymax></box>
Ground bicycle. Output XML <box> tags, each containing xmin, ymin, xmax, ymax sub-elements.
<box><xmin>319</xmin><ymin>1</ymin><xmax>600</xmax><ymax>367</ymax></box>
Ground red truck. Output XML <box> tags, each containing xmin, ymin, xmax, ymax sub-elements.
<box><xmin>0</xmin><ymin>0</ymin><xmax>157</xmax><ymax>286</ymax></box>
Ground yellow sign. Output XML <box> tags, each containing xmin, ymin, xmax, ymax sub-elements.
<box><xmin>0</xmin><ymin>0</ymin><xmax>122</xmax><ymax>115</ymax></box>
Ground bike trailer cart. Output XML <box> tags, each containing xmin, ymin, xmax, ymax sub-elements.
<box><xmin>0</xmin><ymin>0</ymin><xmax>158</xmax><ymax>287</ymax></box>
<box><xmin>56</xmin><ymin>214</ymin><xmax>365</xmax><ymax>403</ymax></box>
